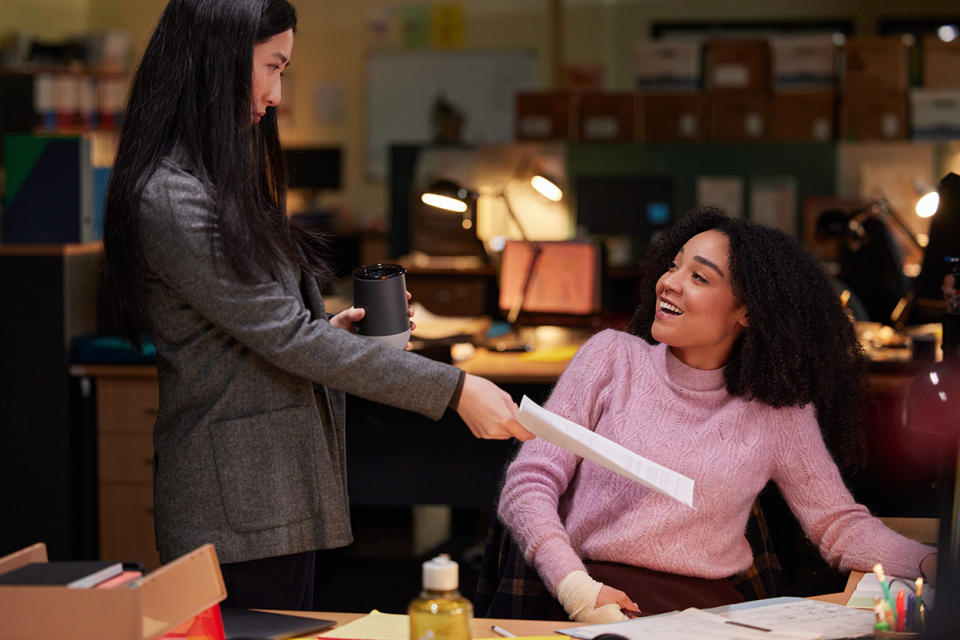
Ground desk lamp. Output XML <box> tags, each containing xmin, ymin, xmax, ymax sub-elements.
<box><xmin>421</xmin><ymin>173</ymin><xmax>563</xmax><ymax>324</ymax></box>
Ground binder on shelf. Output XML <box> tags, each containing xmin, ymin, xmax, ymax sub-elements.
<box><xmin>0</xmin><ymin>542</ymin><xmax>227</xmax><ymax>640</ymax></box>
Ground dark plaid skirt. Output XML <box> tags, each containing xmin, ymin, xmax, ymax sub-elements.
<box><xmin>475</xmin><ymin>500</ymin><xmax>781</xmax><ymax>620</ymax></box>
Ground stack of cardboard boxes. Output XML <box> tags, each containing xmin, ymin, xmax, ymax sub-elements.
<box><xmin>705</xmin><ymin>38</ymin><xmax>771</xmax><ymax>141</ymax></box>
<box><xmin>840</xmin><ymin>36</ymin><xmax>909</xmax><ymax>140</ymax></box>
<box><xmin>769</xmin><ymin>34</ymin><xmax>838</xmax><ymax>142</ymax></box>
<box><xmin>514</xmin><ymin>34</ymin><xmax>960</xmax><ymax>144</ymax></box>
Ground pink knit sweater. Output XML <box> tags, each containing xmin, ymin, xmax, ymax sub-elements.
<box><xmin>498</xmin><ymin>329</ymin><xmax>934</xmax><ymax>593</ymax></box>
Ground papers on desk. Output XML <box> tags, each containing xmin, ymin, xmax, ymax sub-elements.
<box><xmin>560</xmin><ymin>597</ymin><xmax>877</xmax><ymax>640</ymax></box>
<box><xmin>315</xmin><ymin>610</ymin><xmax>408</xmax><ymax>640</ymax></box>
<box><xmin>517</xmin><ymin>396</ymin><xmax>695</xmax><ymax>508</ymax></box>
<box><xmin>846</xmin><ymin>572</ymin><xmax>935</xmax><ymax>610</ymax></box>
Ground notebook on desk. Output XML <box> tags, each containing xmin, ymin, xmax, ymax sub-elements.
<box><xmin>220</xmin><ymin>607</ymin><xmax>336</xmax><ymax>640</ymax></box>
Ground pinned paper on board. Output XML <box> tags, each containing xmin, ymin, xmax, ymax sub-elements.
<box><xmin>517</xmin><ymin>396</ymin><xmax>695</xmax><ymax>508</ymax></box>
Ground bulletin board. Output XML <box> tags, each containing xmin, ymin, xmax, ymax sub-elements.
<box><xmin>364</xmin><ymin>49</ymin><xmax>538</xmax><ymax>180</ymax></box>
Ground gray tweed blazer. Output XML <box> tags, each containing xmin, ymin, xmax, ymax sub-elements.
<box><xmin>137</xmin><ymin>154</ymin><xmax>461</xmax><ymax>564</ymax></box>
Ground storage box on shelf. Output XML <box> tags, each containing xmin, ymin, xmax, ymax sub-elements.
<box><xmin>578</xmin><ymin>92</ymin><xmax>643</xmax><ymax>142</ymax></box>
<box><xmin>770</xmin><ymin>90</ymin><xmax>836</xmax><ymax>142</ymax></box>
<box><xmin>705</xmin><ymin>38</ymin><xmax>771</xmax><ymax>93</ymax></box>
<box><xmin>641</xmin><ymin>92</ymin><xmax>705</xmax><ymax>142</ymax></box>
<box><xmin>515</xmin><ymin>91</ymin><xmax>579</xmax><ymax>141</ymax></box>
<box><xmin>769</xmin><ymin>33</ymin><xmax>839</xmax><ymax>90</ymax></box>
<box><xmin>921</xmin><ymin>35</ymin><xmax>960</xmax><ymax>89</ymax></box>
<box><xmin>634</xmin><ymin>38</ymin><xmax>702</xmax><ymax>92</ymax></box>
<box><xmin>841</xmin><ymin>90</ymin><xmax>908</xmax><ymax>140</ymax></box>
<box><xmin>707</xmin><ymin>90</ymin><xmax>768</xmax><ymax>142</ymax></box>
<box><xmin>910</xmin><ymin>88</ymin><xmax>960</xmax><ymax>139</ymax></box>
<box><xmin>842</xmin><ymin>36</ymin><xmax>910</xmax><ymax>93</ymax></box>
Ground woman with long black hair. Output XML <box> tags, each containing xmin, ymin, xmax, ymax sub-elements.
<box><xmin>103</xmin><ymin>0</ymin><xmax>532</xmax><ymax>609</ymax></box>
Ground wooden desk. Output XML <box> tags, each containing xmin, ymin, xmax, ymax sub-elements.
<box><xmin>290</xmin><ymin>611</ymin><xmax>578</xmax><ymax>637</ymax></box>
<box><xmin>458</xmin><ymin>347</ymin><xmax>572</xmax><ymax>384</ymax></box>
<box><xmin>277</xmin><ymin>575</ymin><xmax>865</xmax><ymax>637</ymax></box>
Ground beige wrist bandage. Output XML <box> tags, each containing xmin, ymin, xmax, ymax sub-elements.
<box><xmin>555</xmin><ymin>570</ymin><xmax>627</xmax><ymax>624</ymax></box>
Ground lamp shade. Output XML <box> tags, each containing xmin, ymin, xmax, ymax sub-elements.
<box><xmin>420</xmin><ymin>179</ymin><xmax>476</xmax><ymax>212</ymax></box>
<box><xmin>530</xmin><ymin>174</ymin><xmax>563</xmax><ymax>202</ymax></box>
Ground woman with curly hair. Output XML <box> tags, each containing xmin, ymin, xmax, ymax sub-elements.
<box><xmin>497</xmin><ymin>206</ymin><xmax>937</xmax><ymax>622</ymax></box>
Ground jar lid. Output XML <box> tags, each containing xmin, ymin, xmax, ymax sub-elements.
<box><xmin>422</xmin><ymin>554</ymin><xmax>458</xmax><ymax>591</ymax></box>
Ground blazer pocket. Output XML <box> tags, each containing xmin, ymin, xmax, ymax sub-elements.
<box><xmin>209</xmin><ymin>406</ymin><xmax>320</xmax><ymax>532</ymax></box>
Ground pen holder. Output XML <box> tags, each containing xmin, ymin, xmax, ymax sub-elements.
<box><xmin>352</xmin><ymin>263</ymin><xmax>410</xmax><ymax>349</ymax></box>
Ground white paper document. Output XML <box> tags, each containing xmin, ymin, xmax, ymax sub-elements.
<box><xmin>717</xmin><ymin>599</ymin><xmax>875</xmax><ymax>639</ymax></box>
<box><xmin>517</xmin><ymin>396</ymin><xmax>695</xmax><ymax>508</ymax></box>
<box><xmin>565</xmin><ymin>607</ymin><xmax>823</xmax><ymax>640</ymax></box>
<box><xmin>561</xmin><ymin>598</ymin><xmax>876</xmax><ymax>640</ymax></box>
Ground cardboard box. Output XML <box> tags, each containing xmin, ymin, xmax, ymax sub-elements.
<box><xmin>840</xmin><ymin>90</ymin><xmax>908</xmax><ymax>140</ymax></box>
<box><xmin>515</xmin><ymin>91</ymin><xmax>579</xmax><ymax>140</ymax></box>
<box><xmin>922</xmin><ymin>35</ymin><xmax>960</xmax><ymax>88</ymax></box>
<box><xmin>708</xmin><ymin>91</ymin><xmax>768</xmax><ymax>142</ymax></box>
<box><xmin>579</xmin><ymin>92</ymin><xmax>644</xmax><ymax>142</ymax></box>
<box><xmin>910</xmin><ymin>88</ymin><xmax>960</xmax><ymax>139</ymax></box>
<box><xmin>843</xmin><ymin>37</ymin><xmax>909</xmax><ymax>92</ymax></box>
<box><xmin>0</xmin><ymin>543</ymin><xmax>226</xmax><ymax>640</ymax></box>
<box><xmin>705</xmin><ymin>39</ymin><xmax>770</xmax><ymax>92</ymax></box>
<box><xmin>769</xmin><ymin>34</ymin><xmax>839</xmax><ymax>89</ymax></box>
<box><xmin>634</xmin><ymin>39</ymin><xmax>702</xmax><ymax>91</ymax></box>
<box><xmin>770</xmin><ymin>90</ymin><xmax>836</xmax><ymax>142</ymax></box>
<box><xmin>643</xmin><ymin>92</ymin><xmax>705</xmax><ymax>142</ymax></box>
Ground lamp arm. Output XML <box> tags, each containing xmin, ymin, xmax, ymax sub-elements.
<box><xmin>497</xmin><ymin>184</ymin><xmax>531</xmax><ymax>244</ymax></box>
<box><xmin>875</xmin><ymin>198</ymin><xmax>924</xmax><ymax>252</ymax></box>
<box><xmin>497</xmin><ymin>183</ymin><xmax>540</xmax><ymax>325</ymax></box>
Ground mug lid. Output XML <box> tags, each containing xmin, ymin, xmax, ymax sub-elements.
<box><xmin>352</xmin><ymin>263</ymin><xmax>407</xmax><ymax>280</ymax></box>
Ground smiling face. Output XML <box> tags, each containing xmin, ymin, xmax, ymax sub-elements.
<box><xmin>650</xmin><ymin>229</ymin><xmax>749</xmax><ymax>370</ymax></box>
<box><xmin>250</xmin><ymin>28</ymin><xmax>293</xmax><ymax>124</ymax></box>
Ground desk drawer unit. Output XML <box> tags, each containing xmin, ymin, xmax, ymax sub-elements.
<box><xmin>96</xmin><ymin>376</ymin><xmax>161</xmax><ymax>570</ymax></box>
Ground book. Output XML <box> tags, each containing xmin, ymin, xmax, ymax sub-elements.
<box><xmin>0</xmin><ymin>561</ymin><xmax>123</xmax><ymax>589</ymax></box>
<box><xmin>94</xmin><ymin>570</ymin><xmax>143</xmax><ymax>589</ymax></box>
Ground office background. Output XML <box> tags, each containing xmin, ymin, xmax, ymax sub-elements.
<box><xmin>1</xmin><ymin>0</ymin><xmax>959</xmax><ymax>615</ymax></box>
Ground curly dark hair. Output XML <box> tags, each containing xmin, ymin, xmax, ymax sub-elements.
<box><xmin>627</xmin><ymin>206</ymin><xmax>869</xmax><ymax>474</ymax></box>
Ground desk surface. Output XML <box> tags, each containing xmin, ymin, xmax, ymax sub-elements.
<box><xmin>276</xmin><ymin>572</ymin><xmax>860</xmax><ymax>637</ymax></box>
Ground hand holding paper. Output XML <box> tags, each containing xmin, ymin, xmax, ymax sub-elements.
<box><xmin>517</xmin><ymin>396</ymin><xmax>695</xmax><ymax>508</ymax></box>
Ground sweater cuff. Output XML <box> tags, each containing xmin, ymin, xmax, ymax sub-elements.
<box><xmin>447</xmin><ymin>369</ymin><xmax>466</xmax><ymax>410</ymax></box>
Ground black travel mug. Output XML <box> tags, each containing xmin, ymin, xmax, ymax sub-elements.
<box><xmin>352</xmin><ymin>263</ymin><xmax>410</xmax><ymax>349</ymax></box>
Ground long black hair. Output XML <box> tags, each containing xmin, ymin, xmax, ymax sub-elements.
<box><xmin>104</xmin><ymin>0</ymin><xmax>329</xmax><ymax>346</ymax></box>
<box><xmin>627</xmin><ymin>207</ymin><xmax>869</xmax><ymax>473</ymax></box>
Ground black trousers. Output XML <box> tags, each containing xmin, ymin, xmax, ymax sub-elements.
<box><xmin>219</xmin><ymin>550</ymin><xmax>316</xmax><ymax>610</ymax></box>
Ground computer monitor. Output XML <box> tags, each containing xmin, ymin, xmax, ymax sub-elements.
<box><xmin>575</xmin><ymin>174</ymin><xmax>675</xmax><ymax>236</ymax></box>
<box><xmin>285</xmin><ymin>147</ymin><xmax>342</xmax><ymax>190</ymax></box>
